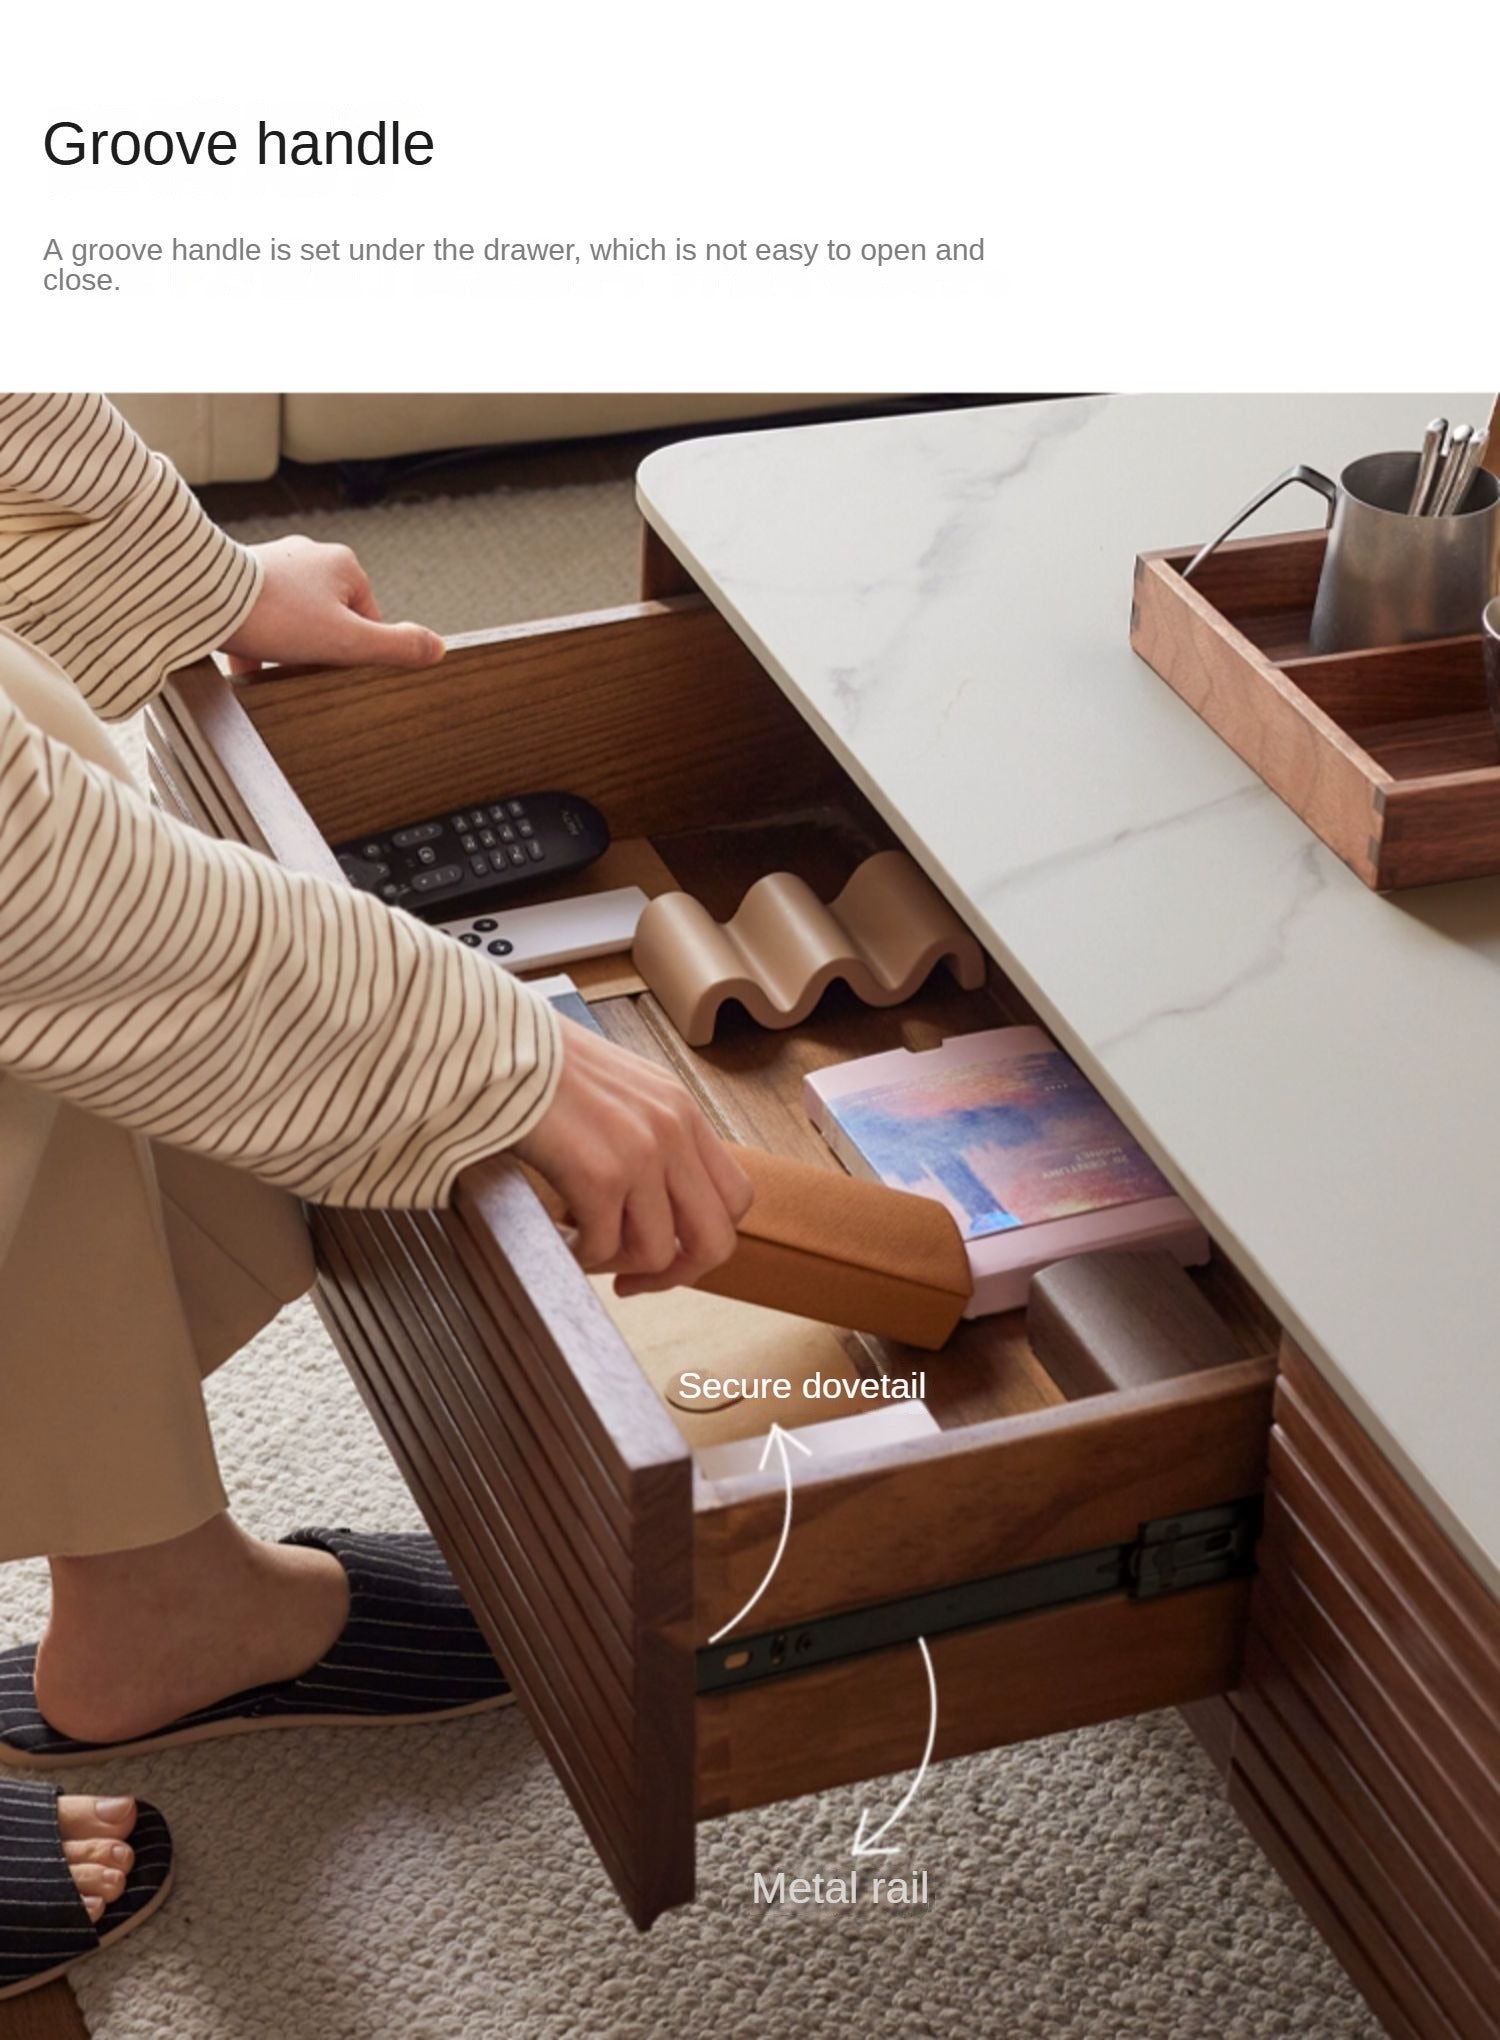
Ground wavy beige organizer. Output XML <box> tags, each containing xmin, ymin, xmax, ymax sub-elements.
<box><xmin>633</xmin><ymin>847</ymin><xmax>986</xmax><ymax>1046</ymax></box>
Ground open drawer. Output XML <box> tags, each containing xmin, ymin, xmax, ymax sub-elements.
<box><xmin>146</xmin><ymin>564</ymin><xmax>1279</xmax><ymax>1931</ymax></box>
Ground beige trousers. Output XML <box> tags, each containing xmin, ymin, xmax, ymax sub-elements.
<box><xmin>0</xmin><ymin>633</ymin><xmax>315</xmax><ymax>1561</ymax></box>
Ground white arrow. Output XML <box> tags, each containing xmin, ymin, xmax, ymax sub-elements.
<box><xmin>850</xmin><ymin>1638</ymin><xmax>938</xmax><ymax>1857</ymax></box>
<box><xmin>707</xmin><ymin>1423</ymin><xmax>812</xmax><ymax>1646</ymax></box>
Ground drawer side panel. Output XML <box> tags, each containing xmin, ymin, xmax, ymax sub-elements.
<box><xmin>697</xmin><ymin>1580</ymin><xmax>1252</xmax><ymax>1818</ymax></box>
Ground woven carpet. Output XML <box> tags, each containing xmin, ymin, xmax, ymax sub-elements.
<box><xmin>1</xmin><ymin>461</ymin><xmax>1380</xmax><ymax>2039</ymax></box>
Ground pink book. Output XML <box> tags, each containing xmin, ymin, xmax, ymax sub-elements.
<box><xmin>803</xmin><ymin>1027</ymin><xmax>1208</xmax><ymax>1317</ymax></box>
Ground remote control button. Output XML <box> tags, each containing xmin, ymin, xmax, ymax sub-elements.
<box><xmin>479</xmin><ymin>829</ymin><xmax>496</xmax><ymax>848</ymax></box>
<box><xmin>498</xmin><ymin>824</ymin><xmax>515</xmax><ymax>843</ymax></box>
<box><xmin>458</xmin><ymin>932</ymin><xmax>482</xmax><ymax>947</ymax></box>
<box><xmin>488</xmin><ymin>804</ymin><xmax>507</xmax><ymax>823</ymax></box>
<box><xmin>460</xmin><ymin>834</ymin><xmax>478</xmax><ymax>854</ymax></box>
<box><xmin>416</xmin><ymin>845</ymin><xmax>438</xmax><ymax>866</ymax></box>
<box><xmin>507</xmin><ymin>844</ymin><xmax>526</xmax><ymax>866</ymax></box>
<box><xmin>527</xmin><ymin>840</ymin><xmax>545</xmax><ymax>861</ymax></box>
<box><xmin>473</xmin><ymin>918</ymin><xmax>498</xmax><ymax>932</ymax></box>
<box><xmin>393</xmin><ymin>822</ymin><xmax>441</xmax><ymax>848</ymax></box>
<box><xmin>507</xmin><ymin>799</ymin><xmax>525</xmax><ymax>817</ymax></box>
<box><xmin>487</xmin><ymin>938</ymin><xmax>514</xmax><ymax>957</ymax></box>
<box><xmin>362</xmin><ymin>841</ymin><xmax>384</xmax><ymax>859</ymax></box>
<box><xmin>468</xmin><ymin>809</ymin><xmax>487</xmax><ymax>828</ymax></box>
<box><xmin>412</xmin><ymin>865</ymin><xmax>463</xmax><ymax>893</ymax></box>
<box><xmin>489</xmin><ymin>851</ymin><xmax>509</xmax><ymax>872</ymax></box>
<box><xmin>380</xmin><ymin>883</ymin><xmax>403</xmax><ymax>900</ymax></box>
<box><xmin>518</xmin><ymin>820</ymin><xmax>534</xmax><ymax>837</ymax></box>
<box><xmin>470</xmin><ymin>856</ymin><xmax>489</xmax><ymax>876</ymax></box>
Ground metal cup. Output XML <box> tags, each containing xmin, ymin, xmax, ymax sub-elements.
<box><xmin>1483</xmin><ymin>597</ymin><xmax>1500</xmax><ymax>750</ymax></box>
<box><xmin>1184</xmin><ymin>451</ymin><xmax>1500</xmax><ymax>654</ymax></box>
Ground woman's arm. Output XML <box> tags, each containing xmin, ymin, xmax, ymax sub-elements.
<box><xmin>0</xmin><ymin>395</ymin><xmax>443</xmax><ymax>716</ymax></box>
<box><xmin>0</xmin><ymin>675</ymin><xmax>559</xmax><ymax>1207</ymax></box>
<box><xmin>0</xmin><ymin>393</ymin><xmax>262</xmax><ymax>719</ymax></box>
<box><xmin>0</xmin><ymin>397</ymin><xmax>752</xmax><ymax>1260</ymax></box>
<box><xmin>0</xmin><ymin>673</ymin><xmax>752</xmax><ymax>1263</ymax></box>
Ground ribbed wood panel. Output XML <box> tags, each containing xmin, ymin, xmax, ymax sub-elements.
<box><xmin>1227</xmin><ymin>1343</ymin><xmax>1500</xmax><ymax>2039</ymax></box>
<box><xmin>148</xmin><ymin>663</ymin><xmax>698</xmax><ymax>1931</ymax></box>
<box><xmin>313</xmin><ymin>1198</ymin><xmax>696</xmax><ymax>1928</ymax></box>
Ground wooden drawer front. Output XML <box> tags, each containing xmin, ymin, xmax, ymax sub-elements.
<box><xmin>147</xmin><ymin>598</ymin><xmax>1281</xmax><ymax>1931</ymax></box>
<box><xmin>312</xmin><ymin>1188</ymin><xmax>695</xmax><ymax>1932</ymax></box>
<box><xmin>1225</xmin><ymin>1343</ymin><xmax>1500</xmax><ymax>2040</ymax></box>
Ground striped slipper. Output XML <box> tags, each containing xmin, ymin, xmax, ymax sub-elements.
<box><xmin>0</xmin><ymin>1782</ymin><xmax>173</xmax><ymax>2001</ymax></box>
<box><xmin>0</xmin><ymin>1529</ymin><xmax>514</xmax><ymax>1770</ymax></box>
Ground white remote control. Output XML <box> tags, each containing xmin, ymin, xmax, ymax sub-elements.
<box><xmin>437</xmin><ymin>887</ymin><xmax>649</xmax><ymax>972</ymax></box>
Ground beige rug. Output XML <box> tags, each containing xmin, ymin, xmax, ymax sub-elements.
<box><xmin>2</xmin><ymin>466</ymin><xmax>1380</xmax><ymax>2039</ymax></box>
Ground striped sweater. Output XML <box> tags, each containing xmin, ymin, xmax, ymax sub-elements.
<box><xmin>0</xmin><ymin>393</ymin><xmax>561</xmax><ymax>1209</ymax></box>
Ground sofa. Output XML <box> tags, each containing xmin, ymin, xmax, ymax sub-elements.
<box><xmin>108</xmin><ymin>394</ymin><xmax>872</xmax><ymax>486</ymax></box>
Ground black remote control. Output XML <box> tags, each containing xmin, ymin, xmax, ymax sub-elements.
<box><xmin>332</xmin><ymin>792</ymin><xmax>610</xmax><ymax>920</ymax></box>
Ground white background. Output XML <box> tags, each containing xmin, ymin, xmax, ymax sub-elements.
<box><xmin>2</xmin><ymin>0</ymin><xmax>1495</xmax><ymax>391</ymax></box>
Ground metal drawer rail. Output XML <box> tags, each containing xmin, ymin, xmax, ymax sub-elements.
<box><xmin>696</xmin><ymin>1498</ymin><xmax>1261</xmax><ymax>1693</ymax></box>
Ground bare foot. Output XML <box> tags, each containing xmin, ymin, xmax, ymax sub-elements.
<box><xmin>57</xmin><ymin>1796</ymin><xmax>137</xmax><ymax>1924</ymax></box>
<box><xmin>34</xmin><ymin>1516</ymin><xmax>349</xmax><ymax>1747</ymax></box>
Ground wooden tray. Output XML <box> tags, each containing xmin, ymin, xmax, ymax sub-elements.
<box><xmin>1131</xmin><ymin>528</ymin><xmax>1500</xmax><ymax>891</ymax></box>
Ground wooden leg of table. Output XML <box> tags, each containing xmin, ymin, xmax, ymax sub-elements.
<box><xmin>1179</xmin><ymin>1696</ymin><xmax>1238</xmax><ymax>1780</ymax></box>
<box><xmin>640</xmin><ymin>521</ymin><xmax>698</xmax><ymax>600</ymax></box>
<box><xmin>0</xmin><ymin>1980</ymin><xmax>89</xmax><ymax>2040</ymax></box>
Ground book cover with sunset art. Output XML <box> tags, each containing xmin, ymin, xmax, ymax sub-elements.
<box><xmin>804</xmin><ymin>1026</ymin><xmax>1208</xmax><ymax>1315</ymax></box>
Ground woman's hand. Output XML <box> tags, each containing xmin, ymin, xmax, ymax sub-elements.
<box><xmin>222</xmin><ymin>535</ymin><xmax>446</xmax><ymax>674</ymax></box>
<box><xmin>513</xmin><ymin>1019</ymin><xmax>754</xmax><ymax>1295</ymax></box>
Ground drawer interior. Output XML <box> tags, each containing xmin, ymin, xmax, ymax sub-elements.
<box><xmin>229</xmin><ymin>594</ymin><xmax>1276</xmax><ymax>1465</ymax></box>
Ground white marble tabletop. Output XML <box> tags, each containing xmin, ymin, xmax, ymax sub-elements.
<box><xmin>637</xmin><ymin>393</ymin><xmax>1500</xmax><ymax>1596</ymax></box>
